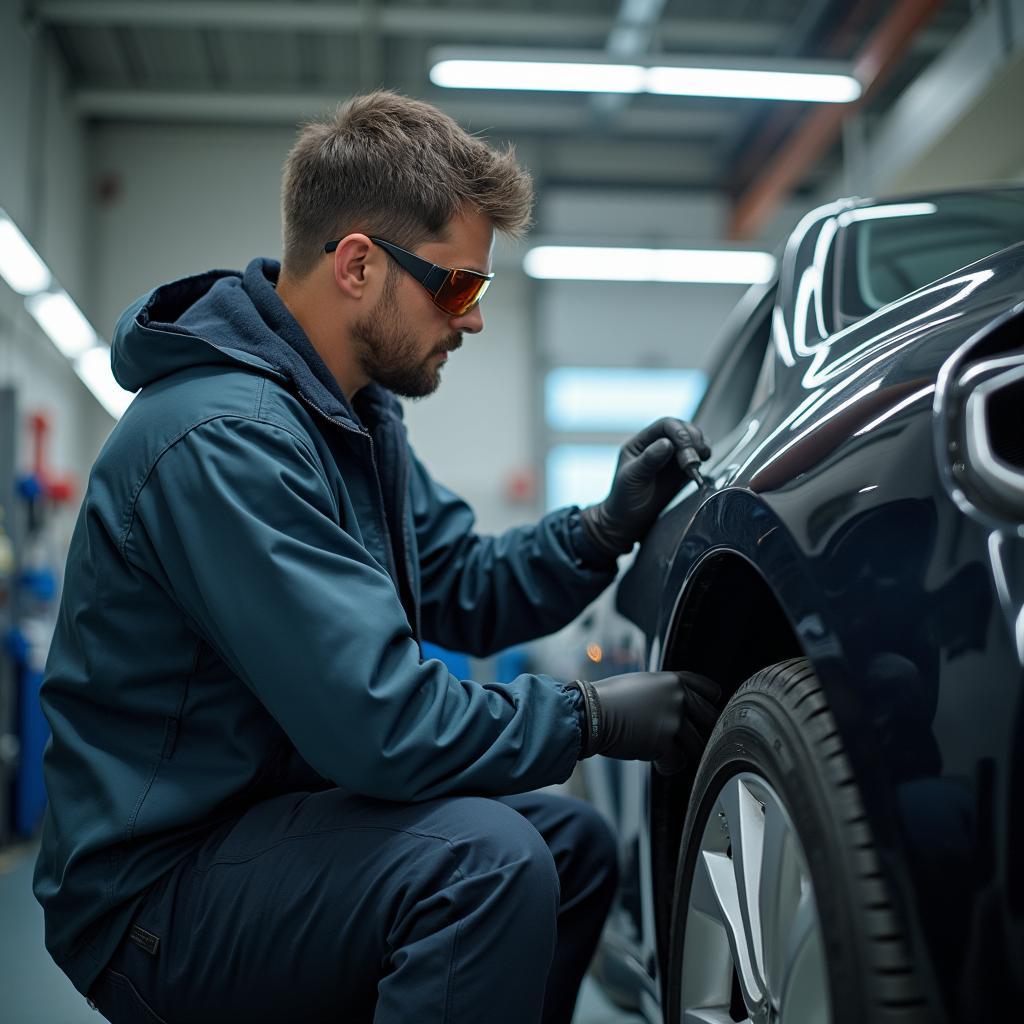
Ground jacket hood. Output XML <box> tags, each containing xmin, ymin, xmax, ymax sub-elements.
<box><xmin>111</xmin><ymin>257</ymin><xmax>399</xmax><ymax>429</ymax></box>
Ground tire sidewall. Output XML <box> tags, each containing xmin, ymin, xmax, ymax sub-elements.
<box><xmin>666</xmin><ymin>681</ymin><xmax>864</xmax><ymax>1024</ymax></box>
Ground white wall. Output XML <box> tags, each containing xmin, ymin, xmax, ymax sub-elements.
<box><xmin>821</xmin><ymin>0</ymin><xmax>1024</xmax><ymax>201</ymax></box>
<box><xmin>88</xmin><ymin>122</ymin><xmax>293</xmax><ymax>337</ymax></box>
<box><xmin>0</xmin><ymin>11</ymin><xmax>113</xmax><ymax>491</ymax></box>
<box><xmin>400</xmin><ymin>265</ymin><xmax>537</xmax><ymax>532</ymax></box>
<box><xmin>536</xmin><ymin>188</ymin><xmax>801</xmax><ymax>370</ymax></box>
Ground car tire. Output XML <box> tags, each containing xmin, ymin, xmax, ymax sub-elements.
<box><xmin>665</xmin><ymin>657</ymin><xmax>929</xmax><ymax>1024</ymax></box>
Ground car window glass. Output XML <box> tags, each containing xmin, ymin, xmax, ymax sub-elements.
<box><xmin>694</xmin><ymin>286</ymin><xmax>776</xmax><ymax>444</ymax></box>
<box><xmin>746</xmin><ymin>336</ymin><xmax>776</xmax><ymax>416</ymax></box>
<box><xmin>840</xmin><ymin>191</ymin><xmax>1024</xmax><ymax>322</ymax></box>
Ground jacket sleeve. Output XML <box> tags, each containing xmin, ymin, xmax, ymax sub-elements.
<box><xmin>126</xmin><ymin>415</ymin><xmax>584</xmax><ymax>801</ymax></box>
<box><xmin>410</xmin><ymin>450</ymin><xmax>618</xmax><ymax>657</ymax></box>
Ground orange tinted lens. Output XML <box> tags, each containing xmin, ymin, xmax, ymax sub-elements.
<box><xmin>435</xmin><ymin>270</ymin><xmax>491</xmax><ymax>316</ymax></box>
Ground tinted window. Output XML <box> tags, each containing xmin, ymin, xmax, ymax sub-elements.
<box><xmin>840</xmin><ymin>191</ymin><xmax>1024</xmax><ymax>320</ymax></box>
<box><xmin>694</xmin><ymin>285</ymin><xmax>776</xmax><ymax>443</ymax></box>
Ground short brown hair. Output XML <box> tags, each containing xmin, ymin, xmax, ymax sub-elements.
<box><xmin>281</xmin><ymin>90</ymin><xmax>534</xmax><ymax>277</ymax></box>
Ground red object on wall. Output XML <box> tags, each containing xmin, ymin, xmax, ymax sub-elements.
<box><xmin>504</xmin><ymin>468</ymin><xmax>537</xmax><ymax>505</ymax></box>
<box><xmin>28</xmin><ymin>412</ymin><xmax>77</xmax><ymax>505</ymax></box>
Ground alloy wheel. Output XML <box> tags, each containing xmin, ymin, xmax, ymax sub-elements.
<box><xmin>678</xmin><ymin>771</ymin><xmax>831</xmax><ymax>1024</ymax></box>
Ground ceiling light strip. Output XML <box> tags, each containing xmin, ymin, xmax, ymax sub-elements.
<box><xmin>431</xmin><ymin>59</ymin><xmax>861</xmax><ymax>103</ymax></box>
<box><xmin>0</xmin><ymin>217</ymin><xmax>52</xmax><ymax>295</ymax></box>
<box><xmin>524</xmin><ymin>246</ymin><xmax>776</xmax><ymax>285</ymax></box>
<box><xmin>0</xmin><ymin>207</ymin><xmax>133</xmax><ymax>418</ymax></box>
<box><xmin>431</xmin><ymin>59</ymin><xmax>646</xmax><ymax>93</ymax></box>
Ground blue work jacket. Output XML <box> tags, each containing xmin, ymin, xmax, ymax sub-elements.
<box><xmin>33</xmin><ymin>259</ymin><xmax>617</xmax><ymax>995</ymax></box>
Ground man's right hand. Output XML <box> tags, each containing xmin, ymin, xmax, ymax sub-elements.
<box><xmin>573</xmin><ymin>670</ymin><xmax>721</xmax><ymax>775</ymax></box>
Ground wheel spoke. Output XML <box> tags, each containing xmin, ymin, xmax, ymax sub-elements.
<box><xmin>680</xmin><ymin>771</ymin><xmax>831</xmax><ymax>1024</ymax></box>
<box><xmin>681</xmin><ymin>874</ymin><xmax>736</xmax><ymax>1015</ymax></box>
<box><xmin>759</xmin><ymin>800</ymin><xmax>801</xmax><ymax>1001</ymax></box>
<box><xmin>699</xmin><ymin>849</ymin><xmax>764</xmax><ymax>1007</ymax></box>
<box><xmin>740</xmin><ymin>781</ymin><xmax>769</xmax><ymax>983</ymax></box>
<box><xmin>689</xmin><ymin>842</ymin><xmax>719</xmax><ymax>921</ymax></box>
<box><xmin>778</xmin><ymin>884</ymin><xmax>830</xmax><ymax>1023</ymax></box>
<box><xmin>719</xmin><ymin>778</ymin><xmax>768</xmax><ymax>991</ymax></box>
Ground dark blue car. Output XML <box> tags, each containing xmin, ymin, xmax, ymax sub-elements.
<box><xmin>575</xmin><ymin>187</ymin><xmax>1024</xmax><ymax>1024</ymax></box>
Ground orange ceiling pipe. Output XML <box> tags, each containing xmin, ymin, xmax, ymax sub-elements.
<box><xmin>728</xmin><ymin>0</ymin><xmax>948</xmax><ymax>240</ymax></box>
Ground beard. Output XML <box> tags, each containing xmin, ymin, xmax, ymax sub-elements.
<box><xmin>352</xmin><ymin>280</ymin><xmax>462</xmax><ymax>399</ymax></box>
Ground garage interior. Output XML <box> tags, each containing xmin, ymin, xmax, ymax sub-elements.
<box><xmin>1</xmin><ymin>1</ymin><xmax>1023</xmax><ymax>1022</ymax></box>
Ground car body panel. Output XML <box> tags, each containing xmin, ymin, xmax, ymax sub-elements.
<box><xmin>582</xmin><ymin>190</ymin><xmax>1024</xmax><ymax>1022</ymax></box>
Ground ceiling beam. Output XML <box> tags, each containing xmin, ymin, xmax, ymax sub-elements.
<box><xmin>357</xmin><ymin>0</ymin><xmax>382</xmax><ymax>92</ymax></box>
<box><xmin>727</xmin><ymin>0</ymin><xmax>948</xmax><ymax>239</ymax></box>
<box><xmin>33</xmin><ymin>1</ymin><xmax>794</xmax><ymax>50</ymax></box>
<box><xmin>820</xmin><ymin>0</ymin><xmax>1024</xmax><ymax>196</ymax></box>
<box><xmin>592</xmin><ymin>0</ymin><xmax>669</xmax><ymax>119</ymax></box>
<box><xmin>35</xmin><ymin>0</ymin><xmax>959</xmax><ymax>53</ymax></box>
<box><xmin>720</xmin><ymin>0</ymin><xmax>845</xmax><ymax>182</ymax></box>
<box><xmin>73</xmin><ymin>89</ymin><xmax>735</xmax><ymax>138</ymax></box>
<box><xmin>723</xmin><ymin>1</ymin><xmax>878</xmax><ymax>199</ymax></box>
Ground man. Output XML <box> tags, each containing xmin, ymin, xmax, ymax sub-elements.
<box><xmin>34</xmin><ymin>91</ymin><xmax>718</xmax><ymax>1023</ymax></box>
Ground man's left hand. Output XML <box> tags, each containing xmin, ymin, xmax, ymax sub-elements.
<box><xmin>581</xmin><ymin>417</ymin><xmax>710</xmax><ymax>558</ymax></box>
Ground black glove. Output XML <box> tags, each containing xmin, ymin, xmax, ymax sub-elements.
<box><xmin>572</xmin><ymin>670</ymin><xmax>721</xmax><ymax>775</ymax></box>
<box><xmin>581</xmin><ymin>418</ymin><xmax>711</xmax><ymax>559</ymax></box>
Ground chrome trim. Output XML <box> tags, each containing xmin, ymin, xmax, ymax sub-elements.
<box><xmin>964</xmin><ymin>362</ymin><xmax>1024</xmax><ymax>512</ymax></box>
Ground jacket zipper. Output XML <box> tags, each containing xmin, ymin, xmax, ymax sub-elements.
<box><xmin>292</xmin><ymin>391</ymin><xmax>418</xmax><ymax>639</ymax></box>
<box><xmin>395</xmin><ymin>448</ymin><xmax>422</xmax><ymax>640</ymax></box>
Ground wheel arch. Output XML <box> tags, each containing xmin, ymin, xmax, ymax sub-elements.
<box><xmin>635</xmin><ymin>487</ymin><xmax>948</xmax><ymax>1016</ymax></box>
<box><xmin>646</xmin><ymin>548</ymin><xmax>806</xmax><ymax>988</ymax></box>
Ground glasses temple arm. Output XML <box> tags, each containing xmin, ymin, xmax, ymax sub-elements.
<box><xmin>422</xmin><ymin>265</ymin><xmax>450</xmax><ymax>294</ymax></box>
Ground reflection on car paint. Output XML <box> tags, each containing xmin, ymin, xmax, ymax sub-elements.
<box><xmin>580</xmin><ymin>188</ymin><xmax>1024</xmax><ymax>1023</ymax></box>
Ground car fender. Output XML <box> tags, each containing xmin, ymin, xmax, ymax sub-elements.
<box><xmin>624</xmin><ymin>484</ymin><xmax>952</xmax><ymax>1008</ymax></box>
<box><xmin>642</xmin><ymin>486</ymin><xmax>921</xmax><ymax>849</ymax></box>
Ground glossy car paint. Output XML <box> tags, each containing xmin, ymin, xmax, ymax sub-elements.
<box><xmin>581</xmin><ymin>192</ymin><xmax>1024</xmax><ymax>1023</ymax></box>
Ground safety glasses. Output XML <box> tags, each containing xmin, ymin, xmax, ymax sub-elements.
<box><xmin>323</xmin><ymin>236</ymin><xmax>494</xmax><ymax>316</ymax></box>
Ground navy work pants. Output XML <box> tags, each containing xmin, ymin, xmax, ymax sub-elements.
<box><xmin>86</xmin><ymin>788</ymin><xmax>619</xmax><ymax>1023</ymax></box>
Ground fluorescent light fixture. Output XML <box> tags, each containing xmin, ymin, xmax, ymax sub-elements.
<box><xmin>76</xmin><ymin>345</ymin><xmax>135</xmax><ymax>418</ymax></box>
<box><xmin>431</xmin><ymin>59</ymin><xmax>645</xmax><ymax>93</ymax></box>
<box><xmin>2</xmin><ymin>209</ymin><xmax>124</xmax><ymax>417</ymax></box>
<box><xmin>0</xmin><ymin>213</ymin><xmax>52</xmax><ymax>295</ymax></box>
<box><xmin>647</xmin><ymin>66</ymin><xmax>860</xmax><ymax>102</ymax></box>
<box><xmin>546</xmin><ymin>367</ymin><xmax>707</xmax><ymax>431</ymax></box>
<box><xmin>524</xmin><ymin>246</ymin><xmax>776</xmax><ymax>285</ymax></box>
<box><xmin>25</xmin><ymin>289</ymin><xmax>97</xmax><ymax>358</ymax></box>
<box><xmin>429</xmin><ymin>56</ymin><xmax>860</xmax><ymax>103</ymax></box>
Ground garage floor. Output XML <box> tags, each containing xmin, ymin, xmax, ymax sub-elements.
<box><xmin>0</xmin><ymin>841</ymin><xmax>642</xmax><ymax>1023</ymax></box>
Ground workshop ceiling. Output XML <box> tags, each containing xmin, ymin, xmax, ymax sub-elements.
<box><xmin>35</xmin><ymin>0</ymin><xmax>974</xmax><ymax>219</ymax></box>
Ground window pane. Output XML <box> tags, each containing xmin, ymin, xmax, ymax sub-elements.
<box><xmin>545</xmin><ymin>367</ymin><xmax>707</xmax><ymax>432</ymax></box>
<box><xmin>840</xmin><ymin>191</ymin><xmax>1024</xmax><ymax>318</ymax></box>
<box><xmin>546</xmin><ymin>444</ymin><xmax>620</xmax><ymax>510</ymax></box>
